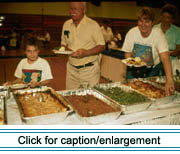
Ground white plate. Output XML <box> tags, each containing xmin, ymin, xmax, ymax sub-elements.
<box><xmin>0</xmin><ymin>86</ymin><xmax>6</xmax><ymax>90</ymax></box>
<box><xmin>53</xmin><ymin>50</ymin><xmax>72</xmax><ymax>55</ymax></box>
<box><xmin>10</xmin><ymin>83</ymin><xmax>28</xmax><ymax>89</ymax></box>
<box><xmin>122</xmin><ymin>58</ymin><xmax>147</xmax><ymax>67</ymax></box>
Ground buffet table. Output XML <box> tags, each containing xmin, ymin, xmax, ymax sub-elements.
<box><xmin>3</xmin><ymin>75</ymin><xmax>180</xmax><ymax>125</ymax></box>
<box><xmin>6</xmin><ymin>91</ymin><xmax>180</xmax><ymax>125</ymax></box>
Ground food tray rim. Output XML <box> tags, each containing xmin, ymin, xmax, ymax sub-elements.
<box><xmin>57</xmin><ymin>88</ymin><xmax>122</xmax><ymax>124</ymax></box>
<box><xmin>132</xmin><ymin>77</ymin><xmax>179</xmax><ymax>96</ymax></box>
<box><xmin>13</xmin><ymin>87</ymin><xmax>74</xmax><ymax>123</ymax></box>
<box><xmin>94</xmin><ymin>81</ymin><xmax>154</xmax><ymax>102</ymax></box>
<box><xmin>0</xmin><ymin>95</ymin><xmax>6</xmax><ymax>125</ymax></box>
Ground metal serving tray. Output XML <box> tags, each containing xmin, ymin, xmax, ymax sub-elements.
<box><xmin>144</xmin><ymin>76</ymin><xmax>180</xmax><ymax>93</ymax></box>
<box><xmin>125</xmin><ymin>78</ymin><xmax>170</xmax><ymax>99</ymax></box>
<box><xmin>13</xmin><ymin>87</ymin><xmax>73</xmax><ymax>125</ymax></box>
<box><xmin>0</xmin><ymin>95</ymin><xmax>6</xmax><ymax>125</ymax></box>
<box><xmin>94</xmin><ymin>82</ymin><xmax>153</xmax><ymax>115</ymax></box>
<box><xmin>57</xmin><ymin>89</ymin><xmax>122</xmax><ymax>124</ymax></box>
<box><xmin>124</xmin><ymin>78</ymin><xmax>180</xmax><ymax>110</ymax></box>
<box><xmin>145</xmin><ymin>75</ymin><xmax>180</xmax><ymax>82</ymax></box>
<box><xmin>138</xmin><ymin>77</ymin><xmax>179</xmax><ymax>95</ymax></box>
<box><xmin>135</xmin><ymin>77</ymin><xmax>166</xmax><ymax>87</ymax></box>
<box><xmin>137</xmin><ymin>77</ymin><xmax>180</xmax><ymax>108</ymax></box>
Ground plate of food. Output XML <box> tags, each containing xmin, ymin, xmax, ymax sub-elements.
<box><xmin>53</xmin><ymin>46</ymin><xmax>72</xmax><ymax>55</ymax></box>
<box><xmin>9</xmin><ymin>83</ymin><xmax>29</xmax><ymax>89</ymax></box>
<box><xmin>122</xmin><ymin>57</ymin><xmax>147</xmax><ymax>67</ymax></box>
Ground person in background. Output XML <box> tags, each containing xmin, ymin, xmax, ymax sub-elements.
<box><xmin>0</xmin><ymin>32</ymin><xmax>7</xmax><ymax>55</ymax></box>
<box><xmin>113</xmin><ymin>29</ymin><xmax>122</xmax><ymax>41</ymax></box>
<box><xmin>44</xmin><ymin>31</ymin><xmax>51</xmax><ymax>42</ymax></box>
<box><xmin>4</xmin><ymin>37</ymin><xmax>53</xmax><ymax>88</ymax></box>
<box><xmin>108</xmin><ymin>29</ymin><xmax>123</xmax><ymax>49</ymax></box>
<box><xmin>61</xmin><ymin>2</ymin><xmax>105</xmax><ymax>90</ymax></box>
<box><xmin>122</xmin><ymin>7</ymin><xmax>174</xmax><ymax>96</ymax></box>
<box><xmin>156</xmin><ymin>4</ymin><xmax>180</xmax><ymax>75</ymax></box>
<box><xmin>43</xmin><ymin>31</ymin><xmax>51</xmax><ymax>49</ymax></box>
<box><xmin>9</xmin><ymin>27</ymin><xmax>17</xmax><ymax>50</ymax></box>
<box><xmin>100</xmin><ymin>19</ymin><xmax>114</xmax><ymax>50</ymax></box>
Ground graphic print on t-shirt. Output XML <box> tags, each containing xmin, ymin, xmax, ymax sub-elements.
<box><xmin>22</xmin><ymin>69</ymin><xmax>42</xmax><ymax>83</ymax></box>
<box><xmin>132</xmin><ymin>43</ymin><xmax>154</xmax><ymax>66</ymax></box>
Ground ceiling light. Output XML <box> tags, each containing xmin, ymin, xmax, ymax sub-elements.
<box><xmin>0</xmin><ymin>16</ymin><xmax>5</xmax><ymax>20</ymax></box>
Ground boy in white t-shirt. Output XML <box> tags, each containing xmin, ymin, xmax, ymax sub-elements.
<box><xmin>5</xmin><ymin>37</ymin><xmax>53</xmax><ymax>88</ymax></box>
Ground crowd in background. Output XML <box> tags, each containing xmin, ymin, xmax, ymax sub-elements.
<box><xmin>0</xmin><ymin>2</ymin><xmax>180</xmax><ymax>95</ymax></box>
<box><xmin>100</xmin><ymin>19</ymin><xmax>123</xmax><ymax>50</ymax></box>
<box><xmin>0</xmin><ymin>28</ymin><xmax>51</xmax><ymax>53</ymax></box>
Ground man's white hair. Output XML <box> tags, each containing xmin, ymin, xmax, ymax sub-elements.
<box><xmin>70</xmin><ymin>2</ymin><xmax>87</xmax><ymax>13</ymax></box>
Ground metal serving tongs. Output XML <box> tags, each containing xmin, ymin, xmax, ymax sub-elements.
<box><xmin>79</xmin><ymin>84</ymin><xmax>93</xmax><ymax>116</ymax></box>
<box><xmin>79</xmin><ymin>83</ymin><xmax>90</xmax><ymax>103</ymax></box>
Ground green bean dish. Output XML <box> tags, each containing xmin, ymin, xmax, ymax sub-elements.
<box><xmin>95</xmin><ymin>87</ymin><xmax>148</xmax><ymax>105</ymax></box>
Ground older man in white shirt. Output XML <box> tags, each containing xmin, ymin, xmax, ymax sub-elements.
<box><xmin>61</xmin><ymin>2</ymin><xmax>105</xmax><ymax>89</ymax></box>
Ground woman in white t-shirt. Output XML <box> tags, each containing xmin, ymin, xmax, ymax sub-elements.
<box><xmin>5</xmin><ymin>37</ymin><xmax>53</xmax><ymax>88</ymax></box>
<box><xmin>122</xmin><ymin>7</ymin><xmax>174</xmax><ymax>96</ymax></box>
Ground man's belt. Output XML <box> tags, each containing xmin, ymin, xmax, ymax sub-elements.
<box><xmin>71</xmin><ymin>62</ymin><xmax>94</xmax><ymax>69</ymax></box>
